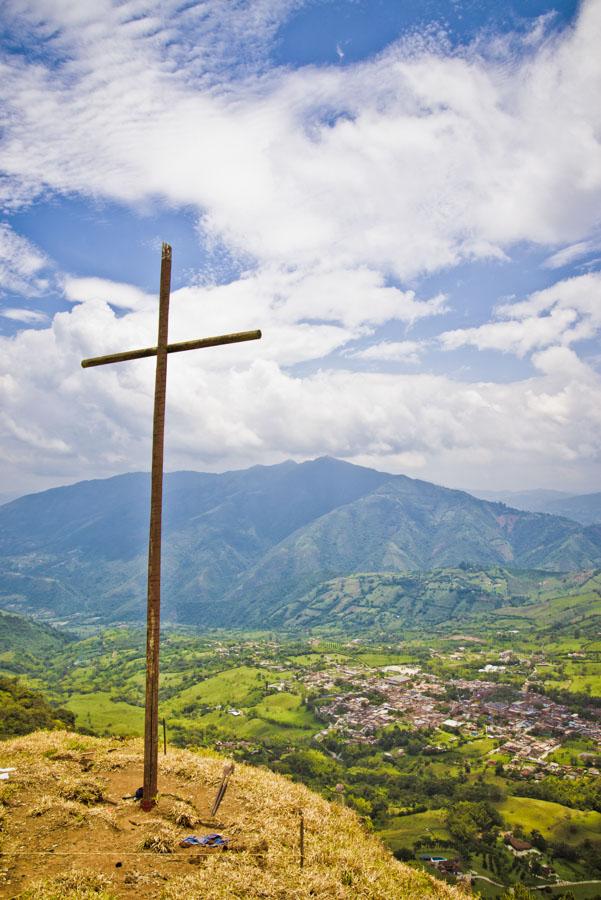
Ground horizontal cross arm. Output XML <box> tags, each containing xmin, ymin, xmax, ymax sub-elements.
<box><xmin>81</xmin><ymin>329</ymin><xmax>261</xmax><ymax>369</ymax></box>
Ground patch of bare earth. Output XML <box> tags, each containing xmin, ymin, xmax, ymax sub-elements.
<box><xmin>0</xmin><ymin>731</ymin><xmax>466</xmax><ymax>899</ymax></box>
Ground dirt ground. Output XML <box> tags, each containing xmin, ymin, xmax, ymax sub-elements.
<box><xmin>0</xmin><ymin>739</ymin><xmax>264</xmax><ymax>898</ymax></box>
<box><xmin>0</xmin><ymin>731</ymin><xmax>464</xmax><ymax>900</ymax></box>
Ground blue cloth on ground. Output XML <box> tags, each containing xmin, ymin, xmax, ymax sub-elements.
<box><xmin>180</xmin><ymin>833</ymin><xmax>228</xmax><ymax>847</ymax></box>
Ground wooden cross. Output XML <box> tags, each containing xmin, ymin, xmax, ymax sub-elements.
<box><xmin>81</xmin><ymin>243</ymin><xmax>261</xmax><ymax>810</ymax></box>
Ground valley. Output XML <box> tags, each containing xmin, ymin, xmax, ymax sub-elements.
<box><xmin>1</xmin><ymin>461</ymin><xmax>600</xmax><ymax>896</ymax></box>
<box><xmin>1</xmin><ymin>572</ymin><xmax>600</xmax><ymax>897</ymax></box>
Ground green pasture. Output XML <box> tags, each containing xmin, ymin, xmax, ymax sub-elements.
<box><xmin>378</xmin><ymin>808</ymin><xmax>450</xmax><ymax>851</ymax></box>
<box><xmin>236</xmin><ymin>717</ymin><xmax>316</xmax><ymax>742</ymax></box>
<box><xmin>285</xmin><ymin>653</ymin><xmax>349</xmax><ymax>666</ymax></box>
<box><xmin>541</xmin><ymin>885</ymin><xmax>601</xmax><ymax>899</ymax></box>
<box><xmin>547</xmin><ymin>670</ymin><xmax>601</xmax><ymax>695</ymax></box>
<box><xmin>65</xmin><ymin>691</ymin><xmax>144</xmax><ymax>736</ymax></box>
<box><xmin>548</xmin><ymin>738</ymin><xmax>599</xmax><ymax>766</ymax></box>
<box><xmin>453</xmin><ymin>737</ymin><xmax>495</xmax><ymax>758</ymax></box>
<box><xmin>498</xmin><ymin>796</ymin><xmax>601</xmax><ymax>845</ymax></box>
<box><xmin>251</xmin><ymin>692</ymin><xmax>319</xmax><ymax>729</ymax></box>
<box><xmin>112</xmin><ymin>670</ymin><xmax>182</xmax><ymax>689</ymax></box>
<box><xmin>163</xmin><ymin>665</ymin><xmax>276</xmax><ymax>715</ymax></box>
<box><xmin>169</xmin><ymin>706</ymin><xmax>316</xmax><ymax>743</ymax></box>
<box><xmin>469</xmin><ymin>879</ymin><xmax>504</xmax><ymax>899</ymax></box>
<box><xmin>286</xmin><ymin>654</ymin><xmax>322</xmax><ymax>666</ymax></box>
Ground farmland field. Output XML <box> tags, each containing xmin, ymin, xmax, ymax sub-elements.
<box><xmin>498</xmin><ymin>796</ymin><xmax>601</xmax><ymax>844</ymax></box>
<box><xmin>65</xmin><ymin>691</ymin><xmax>144</xmax><ymax>736</ymax></box>
<box><xmin>378</xmin><ymin>809</ymin><xmax>450</xmax><ymax>851</ymax></box>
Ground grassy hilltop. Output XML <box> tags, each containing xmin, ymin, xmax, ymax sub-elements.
<box><xmin>0</xmin><ymin>730</ymin><xmax>464</xmax><ymax>900</ymax></box>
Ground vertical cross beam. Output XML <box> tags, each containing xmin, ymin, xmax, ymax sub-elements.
<box><xmin>141</xmin><ymin>242</ymin><xmax>171</xmax><ymax>810</ymax></box>
<box><xmin>81</xmin><ymin>244</ymin><xmax>261</xmax><ymax>810</ymax></box>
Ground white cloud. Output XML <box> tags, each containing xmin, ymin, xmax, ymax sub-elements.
<box><xmin>1</xmin><ymin>2</ymin><xmax>601</xmax><ymax>494</ymax></box>
<box><xmin>0</xmin><ymin>307</ymin><xmax>48</xmax><ymax>323</ymax></box>
<box><xmin>350</xmin><ymin>340</ymin><xmax>425</xmax><ymax>364</ymax></box>
<box><xmin>543</xmin><ymin>239</ymin><xmax>601</xmax><ymax>269</ymax></box>
<box><xmin>0</xmin><ymin>223</ymin><xmax>51</xmax><ymax>296</ymax></box>
<box><xmin>3</xmin><ymin>0</ymin><xmax>300</xmax><ymax>83</ymax></box>
<box><xmin>60</xmin><ymin>266</ymin><xmax>444</xmax><ymax>370</ymax></box>
<box><xmin>440</xmin><ymin>272</ymin><xmax>601</xmax><ymax>356</ymax></box>
<box><xmin>64</xmin><ymin>276</ymin><xmax>155</xmax><ymax>312</ymax></box>
<box><xmin>0</xmin><ymin>295</ymin><xmax>600</xmax><ymax>495</ymax></box>
<box><xmin>1</xmin><ymin>1</ymin><xmax>600</xmax><ymax>278</ymax></box>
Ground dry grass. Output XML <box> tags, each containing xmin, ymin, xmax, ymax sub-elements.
<box><xmin>58</xmin><ymin>776</ymin><xmax>105</xmax><ymax>806</ymax></box>
<box><xmin>85</xmin><ymin>807</ymin><xmax>120</xmax><ymax>831</ymax></box>
<box><xmin>19</xmin><ymin>870</ymin><xmax>117</xmax><ymax>900</ymax></box>
<box><xmin>29</xmin><ymin>794</ymin><xmax>85</xmax><ymax>825</ymax></box>
<box><xmin>28</xmin><ymin>795</ymin><xmax>119</xmax><ymax>831</ymax></box>
<box><xmin>159</xmin><ymin>797</ymin><xmax>199</xmax><ymax>829</ymax></box>
<box><xmin>137</xmin><ymin>820</ymin><xmax>179</xmax><ymax>853</ymax></box>
<box><xmin>0</xmin><ymin>730</ymin><xmax>467</xmax><ymax>899</ymax></box>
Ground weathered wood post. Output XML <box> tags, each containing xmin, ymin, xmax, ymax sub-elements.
<box><xmin>299</xmin><ymin>808</ymin><xmax>305</xmax><ymax>868</ymax></box>
<box><xmin>80</xmin><ymin>243</ymin><xmax>262</xmax><ymax>809</ymax></box>
<box><xmin>141</xmin><ymin>242</ymin><xmax>171</xmax><ymax>810</ymax></box>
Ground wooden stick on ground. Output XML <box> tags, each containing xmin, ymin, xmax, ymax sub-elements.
<box><xmin>211</xmin><ymin>762</ymin><xmax>234</xmax><ymax>818</ymax></box>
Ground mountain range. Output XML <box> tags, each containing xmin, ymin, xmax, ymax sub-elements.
<box><xmin>0</xmin><ymin>457</ymin><xmax>600</xmax><ymax>627</ymax></box>
<box><xmin>473</xmin><ymin>488</ymin><xmax>601</xmax><ymax>525</ymax></box>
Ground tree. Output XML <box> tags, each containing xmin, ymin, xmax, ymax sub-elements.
<box><xmin>530</xmin><ymin>829</ymin><xmax>547</xmax><ymax>852</ymax></box>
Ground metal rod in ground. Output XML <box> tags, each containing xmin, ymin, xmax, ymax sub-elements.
<box><xmin>299</xmin><ymin>809</ymin><xmax>305</xmax><ymax>869</ymax></box>
<box><xmin>163</xmin><ymin>717</ymin><xmax>167</xmax><ymax>755</ymax></box>
<box><xmin>211</xmin><ymin>762</ymin><xmax>234</xmax><ymax>818</ymax></box>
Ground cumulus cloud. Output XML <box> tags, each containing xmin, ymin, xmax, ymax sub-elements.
<box><xmin>60</xmin><ymin>266</ymin><xmax>444</xmax><ymax>370</ymax></box>
<box><xmin>1</xmin><ymin>1</ymin><xmax>601</xmax><ymax>494</ymax></box>
<box><xmin>440</xmin><ymin>272</ymin><xmax>601</xmax><ymax>357</ymax></box>
<box><xmin>64</xmin><ymin>277</ymin><xmax>155</xmax><ymax>312</ymax></box>
<box><xmin>1</xmin><ymin>1</ymin><xmax>601</xmax><ymax>277</ymax></box>
<box><xmin>1</xmin><ymin>287</ymin><xmax>601</xmax><ymax>495</ymax></box>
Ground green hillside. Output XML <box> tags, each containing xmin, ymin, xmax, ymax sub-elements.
<box><xmin>221</xmin><ymin>478</ymin><xmax>601</xmax><ymax>626</ymax></box>
<box><xmin>0</xmin><ymin>610</ymin><xmax>75</xmax><ymax>674</ymax></box>
<box><xmin>0</xmin><ymin>675</ymin><xmax>75</xmax><ymax>737</ymax></box>
<box><xmin>1</xmin><ymin>459</ymin><xmax>600</xmax><ymax>627</ymax></box>
<box><xmin>254</xmin><ymin>566</ymin><xmax>601</xmax><ymax>632</ymax></box>
<box><xmin>492</xmin><ymin>570</ymin><xmax>601</xmax><ymax>631</ymax></box>
<box><xmin>498</xmin><ymin>796</ymin><xmax>601</xmax><ymax>843</ymax></box>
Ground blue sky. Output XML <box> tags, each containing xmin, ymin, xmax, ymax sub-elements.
<box><xmin>0</xmin><ymin>0</ymin><xmax>600</xmax><ymax>497</ymax></box>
